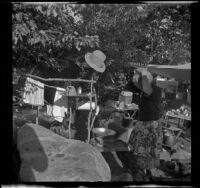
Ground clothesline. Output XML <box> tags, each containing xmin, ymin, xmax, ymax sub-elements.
<box><xmin>26</xmin><ymin>81</ymin><xmax>97</xmax><ymax>98</ymax></box>
<box><xmin>25</xmin><ymin>73</ymin><xmax>97</xmax><ymax>83</ymax></box>
<box><xmin>20</xmin><ymin>73</ymin><xmax>96</xmax><ymax>91</ymax></box>
<box><xmin>25</xmin><ymin>80</ymin><xmax>66</xmax><ymax>91</ymax></box>
<box><xmin>20</xmin><ymin>73</ymin><xmax>97</xmax><ymax>143</ymax></box>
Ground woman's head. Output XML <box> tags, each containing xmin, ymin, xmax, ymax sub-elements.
<box><xmin>132</xmin><ymin>68</ymin><xmax>153</xmax><ymax>89</ymax></box>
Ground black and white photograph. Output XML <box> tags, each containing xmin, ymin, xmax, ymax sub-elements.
<box><xmin>12</xmin><ymin>1</ymin><xmax>194</xmax><ymax>184</ymax></box>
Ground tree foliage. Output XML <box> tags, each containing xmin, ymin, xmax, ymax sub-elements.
<box><xmin>12</xmin><ymin>3</ymin><xmax>191</xmax><ymax>81</ymax></box>
<box><xmin>12</xmin><ymin>3</ymin><xmax>99</xmax><ymax>72</ymax></box>
<box><xmin>74</xmin><ymin>4</ymin><xmax>190</xmax><ymax>67</ymax></box>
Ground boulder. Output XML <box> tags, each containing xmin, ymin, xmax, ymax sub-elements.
<box><xmin>17</xmin><ymin>123</ymin><xmax>111</xmax><ymax>182</ymax></box>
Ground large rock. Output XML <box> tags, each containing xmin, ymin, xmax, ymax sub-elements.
<box><xmin>17</xmin><ymin>123</ymin><xmax>111</xmax><ymax>182</ymax></box>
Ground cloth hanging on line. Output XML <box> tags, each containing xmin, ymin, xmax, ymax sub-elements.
<box><xmin>23</xmin><ymin>77</ymin><xmax>44</xmax><ymax>106</ymax></box>
<box><xmin>187</xmin><ymin>87</ymin><xmax>191</xmax><ymax>105</ymax></box>
<box><xmin>187</xmin><ymin>93</ymin><xmax>191</xmax><ymax>105</ymax></box>
<box><xmin>52</xmin><ymin>87</ymin><xmax>68</xmax><ymax>122</ymax></box>
<box><xmin>44</xmin><ymin>85</ymin><xmax>56</xmax><ymax>105</ymax></box>
<box><xmin>46</xmin><ymin>104</ymin><xmax>53</xmax><ymax>116</ymax></box>
<box><xmin>44</xmin><ymin>85</ymin><xmax>57</xmax><ymax>117</ymax></box>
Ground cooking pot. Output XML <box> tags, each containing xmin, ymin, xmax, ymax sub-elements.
<box><xmin>119</xmin><ymin>91</ymin><xmax>133</xmax><ymax>105</ymax></box>
<box><xmin>163</xmin><ymin>131</ymin><xmax>175</xmax><ymax>147</ymax></box>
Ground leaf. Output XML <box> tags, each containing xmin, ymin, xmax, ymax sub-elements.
<box><xmin>29</xmin><ymin>20</ymin><xmax>37</xmax><ymax>30</ymax></box>
<box><xmin>74</xmin><ymin>31</ymin><xmax>78</xmax><ymax>35</ymax></box>
<box><xmin>47</xmin><ymin>8</ymin><xmax>51</xmax><ymax>17</ymax></box>
<box><xmin>16</xmin><ymin>13</ymin><xmax>22</xmax><ymax>22</ymax></box>
<box><xmin>52</xmin><ymin>9</ymin><xmax>58</xmax><ymax>17</ymax></box>
<box><xmin>137</xmin><ymin>5</ymin><xmax>144</xmax><ymax>12</ymax></box>
<box><xmin>56</xmin><ymin>40</ymin><xmax>61</xmax><ymax>47</ymax></box>
<box><xmin>20</xmin><ymin>25</ymin><xmax>30</xmax><ymax>36</ymax></box>
<box><xmin>36</xmin><ymin>5</ymin><xmax>43</xmax><ymax>14</ymax></box>
<box><xmin>41</xmin><ymin>38</ymin><xmax>46</xmax><ymax>47</ymax></box>
<box><xmin>62</xmin><ymin>37</ymin><xmax>65</xmax><ymax>43</ymax></box>
<box><xmin>80</xmin><ymin>41</ymin><xmax>86</xmax><ymax>46</ymax></box>
<box><xmin>14</xmin><ymin>36</ymin><xmax>18</xmax><ymax>45</ymax></box>
<box><xmin>89</xmin><ymin>42</ymin><xmax>95</xmax><ymax>48</ymax></box>
<box><xmin>19</xmin><ymin>34</ymin><xmax>23</xmax><ymax>42</ymax></box>
<box><xmin>76</xmin><ymin>46</ymin><xmax>81</xmax><ymax>51</ymax></box>
<box><xmin>74</xmin><ymin>39</ymin><xmax>81</xmax><ymax>51</ymax></box>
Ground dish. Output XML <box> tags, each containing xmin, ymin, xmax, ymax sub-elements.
<box><xmin>92</xmin><ymin>128</ymin><xmax>116</xmax><ymax>137</ymax></box>
<box><xmin>125</xmin><ymin>103</ymin><xmax>139</xmax><ymax>109</ymax></box>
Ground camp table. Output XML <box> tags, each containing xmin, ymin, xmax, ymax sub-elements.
<box><xmin>110</xmin><ymin>102</ymin><xmax>139</xmax><ymax>120</ymax></box>
<box><xmin>91</xmin><ymin>102</ymin><xmax>138</xmax><ymax>152</ymax></box>
<box><xmin>164</xmin><ymin>112</ymin><xmax>191</xmax><ymax>128</ymax></box>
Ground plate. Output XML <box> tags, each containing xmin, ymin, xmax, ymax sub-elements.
<box><xmin>125</xmin><ymin>103</ymin><xmax>138</xmax><ymax>109</ymax></box>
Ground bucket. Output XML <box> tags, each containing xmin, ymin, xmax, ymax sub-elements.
<box><xmin>163</xmin><ymin>132</ymin><xmax>175</xmax><ymax>147</ymax></box>
<box><xmin>119</xmin><ymin>91</ymin><xmax>133</xmax><ymax>105</ymax></box>
<box><xmin>122</xmin><ymin>117</ymin><xmax>133</xmax><ymax>128</ymax></box>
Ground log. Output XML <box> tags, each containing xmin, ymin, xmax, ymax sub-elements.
<box><xmin>17</xmin><ymin>123</ymin><xmax>111</xmax><ymax>182</ymax></box>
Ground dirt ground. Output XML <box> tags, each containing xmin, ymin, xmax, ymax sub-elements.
<box><xmin>13</xmin><ymin>105</ymin><xmax>191</xmax><ymax>182</ymax></box>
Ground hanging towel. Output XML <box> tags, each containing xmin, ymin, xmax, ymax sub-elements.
<box><xmin>44</xmin><ymin>85</ymin><xmax>56</xmax><ymax>105</ymax></box>
<box><xmin>187</xmin><ymin>90</ymin><xmax>191</xmax><ymax>105</ymax></box>
<box><xmin>52</xmin><ymin>87</ymin><xmax>68</xmax><ymax>122</ymax></box>
<box><xmin>23</xmin><ymin>77</ymin><xmax>44</xmax><ymax>106</ymax></box>
<box><xmin>46</xmin><ymin>104</ymin><xmax>53</xmax><ymax>116</ymax></box>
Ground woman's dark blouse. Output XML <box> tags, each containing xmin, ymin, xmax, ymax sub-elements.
<box><xmin>125</xmin><ymin>81</ymin><xmax>162</xmax><ymax>121</ymax></box>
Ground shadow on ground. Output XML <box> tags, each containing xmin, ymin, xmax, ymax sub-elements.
<box><xmin>17</xmin><ymin>124</ymin><xmax>49</xmax><ymax>181</ymax></box>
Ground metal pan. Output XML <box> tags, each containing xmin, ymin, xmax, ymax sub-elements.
<box><xmin>92</xmin><ymin>127</ymin><xmax>116</xmax><ymax>137</ymax></box>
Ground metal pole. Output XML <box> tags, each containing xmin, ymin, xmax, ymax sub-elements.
<box><xmin>69</xmin><ymin>107</ymin><xmax>72</xmax><ymax>139</ymax></box>
<box><xmin>36</xmin><ymin>106</ymin><xmax>39</xmax><ymax>124</ymax></box>
<box><xmin>87</xmin><ymin>76</ymin><xmax>93</xmax><ymax>143</ymax></box>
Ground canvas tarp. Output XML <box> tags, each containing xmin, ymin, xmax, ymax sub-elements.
<box><xmin>17</xmin><ymin>123</ymin><xmax>111</xmax><ymax>182</ymax></box>
<box><xmin>147</xmin><ymin>63</ymin><xmax>191</xmax><ymax>81</ymax></box>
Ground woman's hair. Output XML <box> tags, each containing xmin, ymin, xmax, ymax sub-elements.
<box><xmin>132</xmin><ymin>71</ymin><xmax>142</xmax><ymax>89</ymax></box>
<box><xmin>152</xmin><ymin>74</ymin><xmax>158</xmax><ymax>86</ymax></box>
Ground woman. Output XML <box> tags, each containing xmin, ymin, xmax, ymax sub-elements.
<box><xmin>117</xmin><ymin>68</ymin><xmax>163</xmax><ymax>181</ymax></box>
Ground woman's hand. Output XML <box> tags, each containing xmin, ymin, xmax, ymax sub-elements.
<box><xmin>132</xmin><ymin>70</ymin><xmax>153</xmax><ymax>95</ymax></box>
<box><xmin>132</xmin><ymin>73</ymin><xmax>142</xmax><ymax>89</ymax></box>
